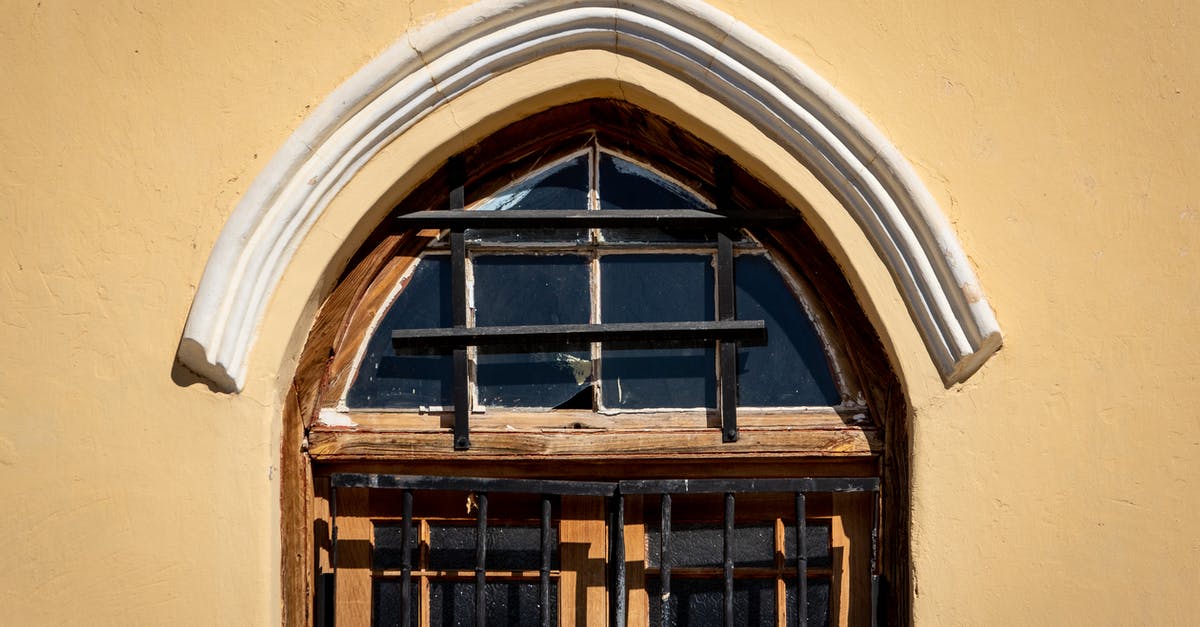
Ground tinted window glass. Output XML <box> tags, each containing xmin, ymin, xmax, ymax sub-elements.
<box><xmin>735</xmin><ymin>255</ymin><xmax>840</xmax><ymax>406</ymax></box>
<box><xmin>647</xmin><ymin>522</ymin><xmax>775</xmax><ymax>568</ymax></box>
<box><xmin>600</xmin><ymin>254</ymin><xmax>715</xmax><ymax>409</ymax></box>
<box><xmin>648</xmin><ymin>578</ymin><xmax>776</xmax><ymax>627</ymax></box>
<box><xmin>474</xmin><ymin>255</ymin><xmax>591</xmax><ymax>408</ymax></box>
<box><xmin>428</xmin><ymin>524</ymin><xmax>558</xmax><ymax>571</ymax></box>
<box><xmin>429</xmin><ymin>581</ymin><xmax>555</xmax><ymax>626</ymax></box>
<box><xmin>469</xmin><ymin>154</ymin><xmax>588</xmax><ymax>243</ymax></box>
<box><xmin>372</xmin><ymin>579</ymin><xmax>420</xmax><ymax>627</ymax></box>
<box><xmin>786</xmin><ymin>576</ymin><xmax>832</xmax><ymax>627</ymax></box>
<box><xmin>348</xmin><ymin>256</ymin><xmax>453</xmax><ymax>409</ymax></box>
<box><xmin>598</xmin><ymin>153</ymin><xmax>712</xmax><ymax>243</ymax></box>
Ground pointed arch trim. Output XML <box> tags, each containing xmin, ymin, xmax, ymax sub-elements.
<box><xmin>177</xmin><ymin>0</ymin><xmax>1001</xmax><ymax>392</ymax></box>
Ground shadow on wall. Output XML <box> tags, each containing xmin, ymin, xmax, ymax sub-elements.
<box><xmin>171</xmin><ymin>357</ymin><xmax>225</xmax><ymax>393</ymax></box>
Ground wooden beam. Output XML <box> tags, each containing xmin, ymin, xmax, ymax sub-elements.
<box><xmin>307</xmin><ymin>427</ymin><xmax>881</xmax><ymax>461</ymax></box>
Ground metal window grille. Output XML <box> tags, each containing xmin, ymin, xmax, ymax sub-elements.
<box><xmin>391</xmin><ymin>155</ymin><xmax>798</xmax><ymax>450</ymax></box>
<box><xmin>324</xmin><ymin>473</ymin><xmax>881</xmax><ymax>627</ymax></box>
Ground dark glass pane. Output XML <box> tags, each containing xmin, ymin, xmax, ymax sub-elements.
<box><xmin>372</xmin><ymin>579</ymin><xmax>420</xmax><ymax>627</ymax></box>
<box><xmin>785</xmin><ymin>576</ymin><xmax>832</xmax><ymax>627</ymax></box>
<box><xmin>735</xmin><ymin>255</ymin><xmax>840</xmax><ymax>406</ymax></box>
<box><xmin>646</xmin><ymin>522</ymin><xmax>774</xmax><ymax>568</ymax></box>
<box><xmin>429</xmin><ymin>525</ymin><xmax>558</xmax><ymax>571</ymax></box>
<box><xmin>600</xmin><ymin>255</ymin><xmax>715</xmax><ymax>409</ymax></box>
<box><xmin>598</xmin><ymin>153</ymin><xmax>705</xmax><ymax>210</ymax></box>
<box><xmin>374</xmin><ymin>522</ymin><xmax>419</xmax><ymax>570</ymax></box>
<box><xmin>429</xmin><ymin>580</ymin><xmax>556</xmax><ymax>626</ymax></box>
<box><xmin>597</xmin><ymin>152</ymin><xmax>713</xmax><ymax>243</ymax></box>
<box><xmin>648</xmin><ymin>578</ymin><xmax>775</xmax><ymax>627</ymax></box>
<box><xmin>467</xmin><ymin>154</ymin><xmax>588</xmax><ymax>243</ymax></box>
<box><xmin>474</xmin><ymin>255</ymin><xmax>591</xmax><ymax>408</ymax></box>
<box><xmin>348</xmin><ymin>256</ymin><xmax>453</xmax><ymax>408</ymax></box>
<box><xmin>783</xmin><ymin>519</ymin><xmax>833</xmax><ymax>569</ymax></box>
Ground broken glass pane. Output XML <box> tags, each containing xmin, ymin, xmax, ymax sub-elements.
<box><xmin>600</xmin><ymin>254</ymin><xmax>715</xmax><ymax>409</ymax></box>
<box><xmin>468</xmin><ymin>154</ymin><xmax>588</xmax><ymax>244</ymax></box>
<box><xmin>597</xmin><ymin>152</ymin><xmax>713</xmax><ymax>243</ymax></box>
<box><xmin>735</xmin><ymin>255</ymin><xmax>840</xmax><ymax>406</ymax></box>
<box><xmin>347</xmin><ymin>255</ymin><xmax>453</xmax><ymax>409</ymax></box>
<box><xmin>474</xmin><ymin>255</ymin><xmax>591</xmax><ymax>408</ymax></box>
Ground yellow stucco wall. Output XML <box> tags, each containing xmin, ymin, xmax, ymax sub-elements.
<box><xmin>1</xmin><ymin>1</ymin><xmax>1197</xmax><ymax>625</ymax></box>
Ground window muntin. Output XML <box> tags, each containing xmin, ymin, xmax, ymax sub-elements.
<box><xmin>345</xmin><ymin>145</ymin><xmax>843</xmax><ymax>413</ymax></box>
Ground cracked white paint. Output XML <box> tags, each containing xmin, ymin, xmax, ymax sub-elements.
<box><xmin>178</xmin><ymin>0</ymin><xmax>1002</xmax><ymax>392</ymax></box>
<box><xmin>316</xmin><ymin>408</ymin><xmax>358</xmax><ymax>428</ymax></box>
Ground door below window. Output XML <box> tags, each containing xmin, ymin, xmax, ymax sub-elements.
<box><xmin>318</xmin><ymin>474</ymin><xmax>878</xmax><ymax>626</ymax></box>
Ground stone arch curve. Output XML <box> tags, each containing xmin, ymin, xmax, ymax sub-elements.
<box><xmin>177</xmin><ymin>0</ymin><xmax>1002</xmax><ymax>392</ymax></box>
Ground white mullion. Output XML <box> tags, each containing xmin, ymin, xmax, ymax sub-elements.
<box><xmin>465</xmin><ymin>250</ymin><xmax>480</xmax><ymax>413</ymax></box>
<box><xmin>588</xmin><ymin>142</ymin><xmax>604</xmax><ymax>410</ymax></box>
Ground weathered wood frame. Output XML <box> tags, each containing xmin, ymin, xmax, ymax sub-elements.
<box><xmin>281</xmin><ymin>100</ymin><xmax>909</xmax><ymax>627</ymax></box>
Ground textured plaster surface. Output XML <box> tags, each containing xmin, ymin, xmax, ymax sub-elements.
<box><xmin>2</xmin><ymin>1</ymin><xmax>1199</xmax><ymax>625</ymax></box>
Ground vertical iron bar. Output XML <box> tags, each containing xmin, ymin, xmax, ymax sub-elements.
<box><xmin>540</xmin><ymin>496</ymin><xmax>552</xmax><ymax>627</ymax></box>
<box><xmin>871</xmin><ymin>489</ymin><xmax>881</xmax><ymax>627</ymax></box>
<box><xmin>661</xmin><ymin>493</ymin><xmax>673</xmax><ymax>627</ymax></box>
<box><xmin>328</xmin><ymin>485</ymin><xmax>338</xmax><ymax>627</ymax></box>
<box><xmin>611</xmin><ymin>491</ymin><xmax>626</xmax><ymax>627</ymax></box>
<box><xmin>715</xmin><ymin>155</ymin><xmax>738</xmax><ymax>443</ymax></box>
<box><xmin>400</xmin><ymin>489</ymin><xmax>413</xmax><ymax>627</ymax></box>
<box><xmin>474</xmin><ymin>491</ymin><xmax>488</xmax><ymax>627</ymax></box>
<box><xmin>723</xmin><ymin>492</ymin><xmax>734</xmax><ymax>627</ymax></box>
<box><xmin>796</xmin><ymin>492</ymin><xmax>807</xmax><ymax>627</ymax></box>
<box><xmin>449</xmin><ymin>155</ymin><xmax>470</xmax><ymax>451</ymax></box>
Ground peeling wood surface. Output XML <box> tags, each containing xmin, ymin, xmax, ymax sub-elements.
<box><xmin>306</xmin><ymin>427</ymin><xmax>880</xmax><ymax>461</ymax></box>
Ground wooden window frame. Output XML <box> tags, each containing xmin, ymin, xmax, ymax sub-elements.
<box><xmin>281</xmin><ymin>100</ymin><xmax>910</xmax><ymax>627</ymax></box>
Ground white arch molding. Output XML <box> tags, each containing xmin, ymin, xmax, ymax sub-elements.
<box><xmin>177</xmin><ymin>0</ymin><xmax>1003</xmax><ymax>392</ymax></box>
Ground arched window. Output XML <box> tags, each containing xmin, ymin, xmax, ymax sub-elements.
<box><xmin>291</xmin><ymin>101</ymin><xmax>903</xmax><ymax>627</ymax></box>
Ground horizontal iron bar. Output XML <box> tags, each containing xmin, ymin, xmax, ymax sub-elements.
<box><xmin>331</xmin><ymin>473</ymin><xmax>618</xmax><ymax>496</ymax></box>
<box><xmin>617</xmin><ymin>477</ymin><xmax>879</xmax><ymax>494</ymax></box>
<box><xmin>392</xmin><ymin>320</ymin><xmax>767</xmax><ymax>351</ymax></box>
<box><xmin>332</xmin><ymin>474</ymin><xmax>877</xmax><ymax>497</ymax></box>
<box><xmin>395</xmin><ymin>209</ymin><xmax>793</xmax><ymax>229</ymax></box>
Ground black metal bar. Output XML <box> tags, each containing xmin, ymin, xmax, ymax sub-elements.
<box><xmin>660</xmin><ymin>493</ymin><xmax>673</xmax><ymax>627</ymax></box>
<box><xmin>611</xmin><ymin>491</ymin><xmax>626</xmax><ymax>627</ymax></box>
<box><xmin>330</xmin><ymin>474</ymin><xmax>617</xmax><ymax>496</ymax></box>
<box><xmin>475</xmin><ymin>491</ymin><xmax>488</xmax><ymax>627</ymax></box>
<box><xmin>393</xmin><ymin>320</ymin><xmax>767</xmax><ymax>352</ymax></box>
<box><xmin>328</xmin><ymin>485</ymin><xmax>338</xmax><ymax>627</ymax></box>
<box><xmin>400</xmin><ymin>489</ymin><xmax>413</xmax><ymax>627</ymax></box>
<box><xmin>451</xmin><ymin>232</ymin><xmax>469</xmax><ymax>450</ymax></box>
<box><xmin>540</xmin><ymin>496</ymin><xmax>551</xmax><ymax>627</ymax></box>
<box><xmin>317</xmin><ymin>572</ymin><xmax>336</xmax><ymax>627</ymax></box>
<box><xmin>796</xmin><ymin>492</ymin><xmax>808</xmax><ymax>627</ymax></box>
<box><xmin>617</xmin><ymin>477</ymin><xmax>880</xmax><ymax>495</ymax></box>
<box><xmin>872</xmin><ymin>575</ymin><xmax>881</xmax><ymax>627</ymax></box>
<box><xmin>449</xmin><ymin>154</ymin><xmax>470</xmax><ymax>452</ymax></box>
<box><xmin>395</xmin><ymin>208</ymin><xmax>794</xmax><ymax>229</ymax></box>
<box><xmin>871</xmin><ymin>489</ymin><xmax>881</xmax><ymax>627</ymax></box>
<box><xmin>717</xmin><ymin>230</ymin><xmax>738</xmax><ymax>443</ymax></box>
<box><xmin>723</xmin><ymin>492</ymin><xmax>734</xmax><ymax>627</ymax></box>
